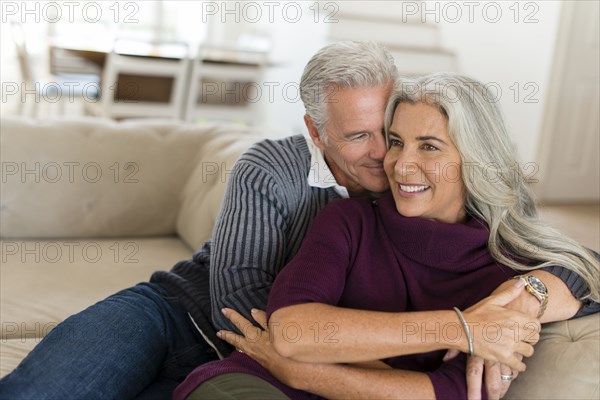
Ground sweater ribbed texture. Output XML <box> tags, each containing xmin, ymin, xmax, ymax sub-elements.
<box><xmin>151</xmin><ymin>135</ymin><xmax>340</xmax><ymax>356</ymax></box>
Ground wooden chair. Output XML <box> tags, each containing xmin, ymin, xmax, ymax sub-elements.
<box><xmin>87</xmin><ymin>40</ymin><xmax>190</xmax><ymax>120</ymax></box>
<box><xmin>184</xmin><ymin>44</ymin><xmax>268</xmax><ymax>125</ymax></box>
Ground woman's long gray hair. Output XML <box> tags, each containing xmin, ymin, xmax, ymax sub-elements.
<box><xmin>384</xmin><ymin>72</ymin><xmax>599</xmax><ymax>302</ymax></box>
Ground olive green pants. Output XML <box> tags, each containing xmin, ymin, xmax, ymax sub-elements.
<box><xmin>186</xmin><ymin>373</ymin><xmax>291</xmax><ymax>400</ymax></box>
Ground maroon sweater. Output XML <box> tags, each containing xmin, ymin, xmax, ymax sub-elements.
<box><xmin>174</xmin><ymin>193</ymin><xmax>516</xmax><ymax>399</ymax></box>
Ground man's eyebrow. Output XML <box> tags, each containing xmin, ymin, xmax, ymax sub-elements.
<box><xmin>342</xmin><ymin>130</ymin><xmax>369</xmax><ymax>138</ymax></box>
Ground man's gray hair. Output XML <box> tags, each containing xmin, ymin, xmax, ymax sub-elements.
<box><xmin>300</xmin><ymin>41</ymin><xmax>398</xmax><ymax>142</ymax></box>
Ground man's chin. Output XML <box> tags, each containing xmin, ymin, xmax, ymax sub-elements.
<box><xmin>363</xmin><ymin>180</ymin><xmax>390</xmax><ymax>194</ymax></box>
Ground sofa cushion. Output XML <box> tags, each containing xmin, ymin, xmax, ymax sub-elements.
<box><xmin>176</xmin><ymin>131</ymin><xmax>260</xmax><ymax>250</ymax></box>
<box><xmin>0</xmin><ymin>237</ymin><xmax>192</xmax><ymax>345</ymax></box>
<box><xmin>0</xmin><ymin>339</ymin><xmax>38</xmax><ymax>378</ymax></box>
<box><xmin>506</xmin><ymin>313</ymin><xmax>600</xmax><ymax>399</ymax></box>
<box><xmin>1</xmin><ymin>117</ymin><xmax>221</xmax><ymax>238</ymax></box>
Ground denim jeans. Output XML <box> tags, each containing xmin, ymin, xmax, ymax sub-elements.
<box><xmin>0</xmin><ymin>282</ymin><xmax>218</xmax><ymax>400</ymax></box>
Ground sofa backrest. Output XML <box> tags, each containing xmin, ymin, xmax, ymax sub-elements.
<box><xmin>1</xmin><ymin>117</ymin><xmax>260</xmax><ymax>247</ymax></box>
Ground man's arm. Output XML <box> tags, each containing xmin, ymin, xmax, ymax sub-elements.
<box><xmin>209</xmin><ymin>158</ymin><xmax>289</xmax><ymax>331</ymax></box>
<box><xmin>503</xmin><ymin>270</ymin><xmax>581</xmax><ymax>322</ymax></box>
<box><xmin>282</xmin><ymin>362</ymin><xmax>436</xmax><ymax>400</ymax></box>
<box><xmin>221</xmin><ymin>309</ymin><xmax>467</xmax><ymax>400</ymax></box>
<box><xmin>462</xmin><ymin>268</ymin><xmax>593</xmax><ymax>400</ymax></box>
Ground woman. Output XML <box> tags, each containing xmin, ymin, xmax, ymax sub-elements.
<box><xmin>175</xmin><ymin>73</ymin><xmax>600</xmax><ymax>399</ymax></box>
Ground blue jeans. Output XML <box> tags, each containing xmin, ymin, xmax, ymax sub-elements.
<box><xmin>0</xmin><ymin>282</ymin><xmax>218</xmax><ymax>399</ymax></box>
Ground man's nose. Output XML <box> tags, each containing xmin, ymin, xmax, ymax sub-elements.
<box><xmin>371</xmin><ymin>132</ymin><xmax>387</xmax><ymax>160</ymax></box>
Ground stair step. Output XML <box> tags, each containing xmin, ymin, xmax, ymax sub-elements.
<box><xmin>333</xmin><ymin>1</ymin><xmax>425</xmax><ymax>23</ymax></box>
<box><xmin>388</xmin><ymin>48</ymin><xmax>458</xmax><ymax>75</ymax></box>
<box><xmin>329</xmin><ymin>16</ymin><xmax>440</xmax><ymax>49</ymax></box>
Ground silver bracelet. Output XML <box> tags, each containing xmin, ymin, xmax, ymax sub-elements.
<box><xmin>453</xmin><ymin>307</ymin><xmax>475</xmax><ymax>356</ymax></box>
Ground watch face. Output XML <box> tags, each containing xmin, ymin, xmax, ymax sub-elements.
<box><xmin>528</xmin><ymin>276</ymin><xmax>548</xmax><ymax>294</ymax></box>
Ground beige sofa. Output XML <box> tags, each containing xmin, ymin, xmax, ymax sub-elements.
<box><xmin>1</xmin><ymin>116</ymin><xmax>598</xmax><ymax>399</ymax></box>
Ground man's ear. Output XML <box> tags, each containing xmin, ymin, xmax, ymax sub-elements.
<box><xmin>304</xmin><ymin>115</ymin><xmax>326</xmax><ymax>150</ymax></box>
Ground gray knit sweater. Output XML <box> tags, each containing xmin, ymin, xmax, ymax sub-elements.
<box><xmin>152</xmin><ymin>135</ymin><xmax>341</xmax><ymax>355</ymax></box>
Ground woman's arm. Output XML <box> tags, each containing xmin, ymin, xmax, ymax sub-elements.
<box><xmin>460</xmin><ymin>270</ymin><xmax>585</xmax><ymax>400</ymax></box>
<box><xmin>269</xmin><ymin>278</ymin><xmax>537</xmax><ymax>372</ymax></box>
<box><xmin>219</xmin><ymin>309</ymin><xmax>439</xmax><ymax>400</ymax></box>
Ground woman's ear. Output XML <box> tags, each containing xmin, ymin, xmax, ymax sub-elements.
<box><xmin>304</xmin><ymin>115</ymin><xmax>325</xmax><ymax>149</ymax></box>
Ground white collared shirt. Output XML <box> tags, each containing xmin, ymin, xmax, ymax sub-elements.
<box><xmin>304</xmin><ymin>135</ymin><xmax>349</xmax><ymax>199</ymax></box>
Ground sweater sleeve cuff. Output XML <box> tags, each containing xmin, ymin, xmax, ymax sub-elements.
<box><xmin>541</xmin><ymin>249</ymin><xmax>600</xmax><ymax>318</ymax></box>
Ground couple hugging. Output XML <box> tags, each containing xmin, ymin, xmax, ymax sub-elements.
<box><xmin>2</xmin><ymin>41</ymin><xmax>598</xmax><ymax>400</ymax></box>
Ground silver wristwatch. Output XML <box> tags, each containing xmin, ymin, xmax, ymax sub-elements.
<box><xmin>515</xmin><ymin>275</ymin><xmax>549</xmax><ymax>319</ymax></box>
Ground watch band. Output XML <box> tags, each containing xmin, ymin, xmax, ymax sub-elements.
<box><xmin>514</xmin><ymin>275</ymin><xmax>549</xmax><ymax>319</ymax></box>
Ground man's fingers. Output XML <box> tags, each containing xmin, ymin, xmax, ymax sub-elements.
<box><xmin>500</xmin><ymin>364</ymin><xmax>515</xmax><ymax>384</ymax></box>
<box><xmin>443</xmin><ymin>348</ymin><xmax>460</xmax><ymax>362</ymax></box>
<box><xmin>484</xmin><ymin>361</ymin><xmax>502</xmax><ymax>400</ymax></box>
<box><xmin>466</xmin><ymin>356</ymin><xmax>484</xmax><ymax>400</ymax></box>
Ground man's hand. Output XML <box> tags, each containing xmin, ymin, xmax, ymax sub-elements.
<box><xmin>464</xmin><ymin>356</ymin><xmax>521</xmax><ymax>400</ymax></box>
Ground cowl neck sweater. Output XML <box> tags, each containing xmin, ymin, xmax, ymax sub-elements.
<box><xmin>175</xmin><ymin>193</ymin><xmax>516</xmax><ymax>400</ymax></box>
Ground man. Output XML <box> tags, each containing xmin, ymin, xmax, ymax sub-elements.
<box><xmin>0</xmin><ymin>41</ymin><xmax>591</xmax><ymax>399</ymax></box>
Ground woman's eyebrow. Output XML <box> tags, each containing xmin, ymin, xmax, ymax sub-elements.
<box><xmin>416</xmin><ymin>135</ymin><xmax>448</xmax><ymax>145</ymax></box>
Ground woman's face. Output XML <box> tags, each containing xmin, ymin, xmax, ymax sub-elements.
<box><xmin>384</xmin><ymin>102</ymin><xmax>466</xmax><ymax>224</ymax></box>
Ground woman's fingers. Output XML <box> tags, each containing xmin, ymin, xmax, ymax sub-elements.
<box><xmin>217</xmin><ymin>330</ymin><xmax>246</xmax><ymax>350</ymax></box>
<box><xmin>251</xmin><ymin>309</ymin><xmax>268</xmax><ymax>330</ymax></box>
<box><xmin>463</xmin><ymin>294</ymin><xmax>540</xmax><ymax>369</ymax></box>
<box><xmin>515</xmin><ymin>341</ymin><xmax>535</xmax><ymax>358</ymax></box>
<box><xmin>221</xmin><ymin>308</ymin><xmax>255</xmax><ymax>337</ymax></box>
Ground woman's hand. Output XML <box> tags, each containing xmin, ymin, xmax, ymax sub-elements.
<box><xmin>460</xmin><ymin>277</ymin><xmax>540</xmax><ymax>372</ymax></box>
<box><xmin>217</xmin><ymin>308</ymin><xmax>308</xmax><ymax>388</ymax></box>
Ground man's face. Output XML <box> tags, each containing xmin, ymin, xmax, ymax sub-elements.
<box><xmin>307</xmin><ymin>85</ymin><xmax>391</xmax><ymax>196</ymax></box>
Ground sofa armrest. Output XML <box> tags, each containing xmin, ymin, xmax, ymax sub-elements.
<box><xmin>506</xmin><ymin>312</ymin><xmax>599</xmax><ymax>399</ymax></box>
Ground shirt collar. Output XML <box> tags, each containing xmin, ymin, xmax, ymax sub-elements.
<box><xmin>304</xmin><ymin>135</ymin><xmax>349</xmax><ymax>198</ymax></box>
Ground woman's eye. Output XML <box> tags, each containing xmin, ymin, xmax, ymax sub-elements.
<box><xmin>423</xmin><ymin>144</ymin><xmax>439</xmax><ymax>151</ymax></box>
<box><xmin>389</xmin><ymin>139</ymin><xmax>402</xmax><ymax>147</ymax></box>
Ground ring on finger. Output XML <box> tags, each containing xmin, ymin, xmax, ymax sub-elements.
<box><xmin>237</xmin><ymin>348</ymin><xmax>244</xmax><ymax>354</ymax></box>
<box><xmin>500</xmin><ymin>372</ymin><xmax>513</xmax><ymax>381</ymax></box>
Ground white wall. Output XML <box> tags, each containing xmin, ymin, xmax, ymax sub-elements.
<box><xmin>2</xmin><ymin>0</ymin><xmax>565</xmax><ymax>161</ymax></box>
<box><xmin>432</xmin><ymin>0</ymin><xmax>563</xmax><ymax>163</ymax></box>
<box><xmin>258</xmin><ymin>0</ymin><xmax>565</xmax><ymax>164</ymax></box>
